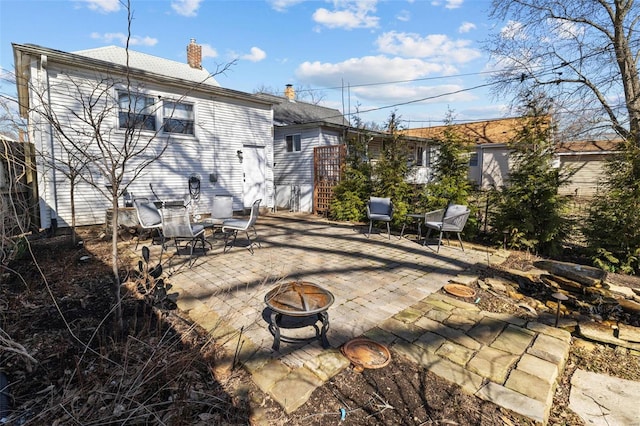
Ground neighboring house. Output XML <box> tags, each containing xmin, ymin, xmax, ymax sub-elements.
<box><xmin>13</xmin><ymin>40</ymin><xmax>275</xmax><ymax>229</ymax></box>
<box><xmin>257</xmin><ymin>86</ymin><xmax>349</xmax><ymax>213</ymax></box>
<box><xmin>404</xmin><ymin>117</ymin><xmax>534</xmax><ymax>189</ymax></box>
<box><xmin>404</xmin><ymin>117</ymin><xmax>621</xmax><ymax>198</ymax></box>
<box><xmin>366</xmin><ymin>130</ymin><xmax>437</xmax><ymax>185</ymax></box>
<box><xmin>555</xmin><ymin>139</ymin><xmax>622</xmax><ymax>198</ymax></box>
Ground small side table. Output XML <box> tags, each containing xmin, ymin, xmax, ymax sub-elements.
<box><xmin>400</xmin><ymin>213</ymin><xmax>424</xmax><ymax>241</ymax></box>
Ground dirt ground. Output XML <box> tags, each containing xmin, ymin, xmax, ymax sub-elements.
<box><xmin>1</xmin><ymin>228</ymin><xmax>639</xmax><ymax>425</ymax></box>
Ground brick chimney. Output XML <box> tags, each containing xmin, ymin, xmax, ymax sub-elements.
<box><xmin>187</xmin><ymin>38</ymin><xmax>202</xmax><ymax>69</ymax></box>
<box><xmin>284</xmin><ymin>84</ymin><xmax>295</xmax><ymax>101</ymax></box>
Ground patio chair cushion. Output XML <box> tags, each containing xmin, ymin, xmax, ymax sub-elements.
<box><xmin>368</xmin><ymin>197</ymin><xmax>393</xmax><ymax>219</ymax></box>
<box><xmin>221</xmin><ymin>218</ymin><xmax>249</xmax><ymax>228</ymax></box>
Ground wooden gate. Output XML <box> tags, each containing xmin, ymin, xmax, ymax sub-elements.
<box><xmin>313</xmin><ymin>145</ymin><xmax>346</xmax><ymax>215</ymax></box>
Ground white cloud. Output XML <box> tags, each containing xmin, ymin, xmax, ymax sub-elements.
<box><xmin>201</xmin><ymin>44</ymin><xmax>218</xmax><ymax>59</ymax></box>
<box><xmin>171</xmin><ymin>0</ymin><xmax>202</xmax><ymax>17</ymax></box>
<box><xmin>396</xmin><ymin>10</ymin><xmax>411</xmax><ymax>22</ymax></box>
<box><xmin>376</xmin><ymin>31</ymin><xmax>481</xmax><ymax>63</ymax></box>
<box><xmin>241</xmin><ymin>47</ymin><xmax>267</xmax><ymax>62</ymax></box>
<box><xmin>458</xmin><ymin>22</ymin><xmax>476</xmax><ymax>33</ymax></box>
<box><xmin>548</xmin><ymin>18</ymin><xmax>585</xmax><ymax>39</ymax></box>
<box><xmin>500</xmin><ymin>20</ymin><xmax>525</xmax><ymax>40</ymax></box>
<box><xmin>90</xmin><ymin>32</ymin><xmax>158</xmax><ymax>47</ymax></box>
<box><xmin>267</xmin><ymin>0</ymin><xmax>305</xmax><ymax>12</ymax></box>
<box><xmin>295</xmin><ymin>55</ymin><xmax>457</xmax><ymax>88</ymax></box>
<box><xmin>431</xmin><ymin>0</ymin><xmax>463</xmax><ymax>9</ymax></box>
<box><xmin>83</xmin><ymin>0</ymin><xmax>120</xmax><ymax>13</ymax></box>
<box><xmin>312</xmin><ymin>1</ymin><xmax>380</xmax><ymax>30</ymax></box>
<box><xmin>352</xmin><ymin>83</ymin><xmax>477</xmax><ymax>104</ymax></box>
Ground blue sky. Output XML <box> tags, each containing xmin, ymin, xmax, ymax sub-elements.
<box><xmin>0</xmin><ymin>0</ymin><xmax>508</xmax><ymax>127</ymax></box>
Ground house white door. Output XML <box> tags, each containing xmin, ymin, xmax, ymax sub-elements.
<box><xmin>242</xmin><ymin>145</ymin><xmax>266</xmax><ymax>208</ymax></box>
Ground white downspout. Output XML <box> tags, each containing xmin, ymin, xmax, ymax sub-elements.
<box><xmin>41</xmin><ymin>54</ymin><xmax>59</xmax><ymax>230</ymax></box>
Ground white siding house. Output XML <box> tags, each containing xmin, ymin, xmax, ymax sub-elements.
<box><xmin>13</xmin><ymin>42</ymin><xmax>275</xmax><ymax>229</ymax></box>
<box><xmin>257</xmin><ymin>90</ymin><xmax>348</xmax><ymax>213</ymax></box>
<box><xmin>365</xmin><ymin>134</ymin><xmax>436</xmax><ymax>185</ymax></box>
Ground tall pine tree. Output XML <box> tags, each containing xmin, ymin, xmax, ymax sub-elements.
<box><xmin>491</xmin><ymin>94</ymin><xmax>573</xmax><ymax>256</ymax></box>
<box><xmin>583</xmin><ymin>140</ymin><xmax>640</xmax><ymax>274</ymax></box>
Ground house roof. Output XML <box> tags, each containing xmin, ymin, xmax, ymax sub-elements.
<box><xmin>555</xmin><ymin>139</ymin><xmax>623</xmax><ymax>154</ymax></box>
<box><xmin>73</xmin><ymin>45</ymin><xmax>220</xmax><ymax>87</ymax></box>
<box><xmin>12</xmin><ymin>43</ymin><xmax>272</xmax><ymax>117</ymax></box>
<box><xmin>254</xmin><ymin>93</ymin><xmax>349</xmax><ymax>128</ymax></box>
<box><xmin>402</xmin><ymin>116</ymin><xmax>550</xmax><ymax>145</ymax></box>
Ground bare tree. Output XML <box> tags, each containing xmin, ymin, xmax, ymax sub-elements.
<box><xmin>1</xmin><ymin>139</ymin><xmax>31</xmax><ymax>266</ymax></box>
<box><xmin>296</xmin><ymin>83</ymin><xmax>327</xmax><ymax>105</ymax></box>
<box><xmin>487</xmin><ymin>0</ymin><xmax>640</xmax><ymax>144</ymax></box>
<box><xmin>0</xmin><ymin>84</ymin><xmax>31</xmax><ymax>266</ymax></box>
<box><xmin>0</xmin><ymin>93</ymin><xmax>24</xmax><ymax>140</ymax></box>
<box><xmin>17</xmin><ymin>0</ymin><xmax>235</xmax><ymax>332</ymax></box>
<box><xmin>254</xmin><ymin>83</ymin><xmax>327</xmax><ymax>105</ymax></box>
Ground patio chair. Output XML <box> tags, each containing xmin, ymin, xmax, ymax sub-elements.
<box><xmin>366</xmin><ymin>197</ymin><xmax>394</xmax><ymax>239</ymax></box>
<box><xmin>203</xmin><ymin>195</ymin><xmax>234</xmax><ymax>229</ymax></box>
<box><xmin>160</xmin><ymin>205</ymin><xmax>211</xmax><ymax>267</ymax></box>
<box><xmin>221</xmin><ymin>199</ymin><xmax>262</xmax><ymax>254</ymax></box>
<box><xmin>134</xmin><ymin>197</ymin><xmax>163</xmax><ymax>249</ymax></box>
<box><xmin>423</xmin><ymin>204</ymin><xmax>470</xmax><ymax>252</ymax></box>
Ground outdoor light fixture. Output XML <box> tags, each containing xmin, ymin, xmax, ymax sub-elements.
<box><xmin>237</xmin><ymin>150</ymin><xmax>243</xmax><ymax>161</ymax></box>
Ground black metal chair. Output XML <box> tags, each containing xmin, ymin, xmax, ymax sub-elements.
<box><xmin>160</xmin><ymin>205</ymin><xmax>210</xmax><ymax>267</ymax></box>
<box><xmin>133</xmin><ymin>197</ymin><xmax>163</xmax><ymax>249</ymax></box>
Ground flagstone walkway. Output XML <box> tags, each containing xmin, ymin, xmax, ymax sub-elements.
<box><xmin>155</xmin><ymin>213</ymin><xmax>570</xmax><ymax>424</ymax></box>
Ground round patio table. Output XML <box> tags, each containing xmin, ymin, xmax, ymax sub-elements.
<box><xmin>264</xmin><ymin>281</ymin><xmax>334</xmax><ymax>351</ymax></box>
<box><xmin>400</xmin><ymin>213</ymin><xmax>424</xmax><ymax>240</ymax></box>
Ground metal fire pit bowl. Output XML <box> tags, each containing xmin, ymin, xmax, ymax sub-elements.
<box><xmin>264</xmin><ymin>281</ymin><xmax>334</xmax><ymax>351</ymax></box>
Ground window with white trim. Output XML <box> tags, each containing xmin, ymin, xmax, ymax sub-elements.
<box><xmin>286</xmin><ymin>134</ymin><xmax>301</xmax><ymax>152</ymax></box>
<box><xmin>163</xmin><ymin>101</ymin><xmax>195</xmax><ymax>135</ymax></box>
<box><xmin>118</xmin><ymin>92</ymin><xmax>156</xmax><ymax>131</ymax></box>
<box><xmin>469</xmin><ymin>152</ymin><xmax>479</xmax><ymax>167</ymax></box>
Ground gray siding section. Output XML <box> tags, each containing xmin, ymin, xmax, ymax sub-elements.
<box><xmin>273</xmin><ymin>126</ymin><xmax>342</xmax><ymax>212</ymax></box>
<box><xmin>479</xmin><ymin>146</ymin><xmax>510</xmax><ymax>189</ymax></box>
<box><xmin>558</xmin><ymin>154</ymin><xmax>608</xmax><ymax>197</ymax></box>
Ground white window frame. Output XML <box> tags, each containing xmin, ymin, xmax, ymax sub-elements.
<box><xmin>469</xmin><ymin>152</ymin><xmax>479</xmax><ymax>167</ymax></box>
<box><xmin>286</xmin><ymin>134</ymin><xmax>301</xmax><ymax>152</ymax></box>
<box><xmin>118</xmin><ymin>91</ymin><xmax>157</xmax><ymax>131</ymax></box>
<box><xmin>416</xmin><ymin>146</ymin><xmax>424</xmax><ymax>166</ymax></box>
<box><xmin>162</xmin><ymin>100</ymin><xmax>195</xmax><ymax>136</ymax></box>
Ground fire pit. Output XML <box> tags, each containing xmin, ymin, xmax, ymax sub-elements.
<box><xmin>264</xmin><ymin>281</ymin><xmax>334</xmax><ymax>351</ymax></box>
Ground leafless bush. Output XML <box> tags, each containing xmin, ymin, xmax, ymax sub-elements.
<box><xmin>1</xmin><ymin>139</ymin><xmax>32</xmax><ymax>267</ymax></box>
<box><xmin>3</xmin><ymin>313</ymin><xmax>249</xmax><ymax>425</ymax></box>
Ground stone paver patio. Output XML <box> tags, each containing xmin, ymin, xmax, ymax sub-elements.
<box><xmin>153</xmin><ymin>212</ymin><xmax>570</xmax><ymax>424</ymax></box>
